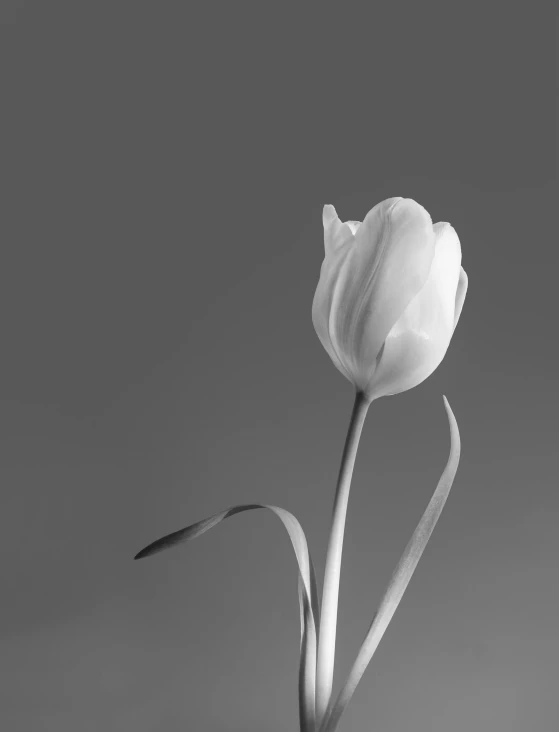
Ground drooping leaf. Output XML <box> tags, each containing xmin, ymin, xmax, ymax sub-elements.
<box><xmin>135</xmin><ymin>503</ymin><xmax>320</xmax><ymax>732</ymax></box>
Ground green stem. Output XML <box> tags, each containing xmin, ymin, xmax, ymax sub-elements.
<box><xmin>316</xmin><ymin>389</ymin><xmax>371</xmax><ymax>724</ymax></box>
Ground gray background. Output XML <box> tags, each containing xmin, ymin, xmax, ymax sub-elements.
<box><xmin>1</xmin><ymin>2</ymin><xmax>557</xmax><ymax>731</ymax></box>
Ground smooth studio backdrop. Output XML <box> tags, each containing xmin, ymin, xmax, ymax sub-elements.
<box><xmin>1</xmin><ymin>3</ymin><xmax>558</xmax><ymax>731</ymax></box>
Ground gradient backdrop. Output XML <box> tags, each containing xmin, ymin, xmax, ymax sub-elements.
<box><xmin>1</xmin><ymin>3</ymin><xmax>558</xmax><ymax>731</ymax></box>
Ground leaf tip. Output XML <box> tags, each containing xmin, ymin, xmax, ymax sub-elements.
<box><xmin>134</xmin><ymin>541</ymin><xmax>161</xmax><ymax>560</ymax></box>
<box><xmin>441</xmin><ymin>394</ymin><xmax>453</xmax><ymax>422</ymax></box>
<box><xmin>441</xmin><ymin>394</ymin><xmax>461</xmax><ymax>461</ymax></box>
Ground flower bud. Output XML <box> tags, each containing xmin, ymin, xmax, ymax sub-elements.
<box><xmin>312</xmin><ymin>197</ymin><xmax>467</xmax><ymax>401</ymax></box>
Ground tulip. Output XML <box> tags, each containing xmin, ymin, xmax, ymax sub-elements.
<box><xmin>313</xmin><ymin>197</ymin><xmax>467</xmax><ymax>725</ymax></box>
<box><xmin>133</xmin><ymin>196</ymin><xmax>466</xmax><ymax>732</ymax></box>
<box><xmin>312</xmin><ymin>197</ymin><xmax>468</xmax><ymax>402</ymax></box>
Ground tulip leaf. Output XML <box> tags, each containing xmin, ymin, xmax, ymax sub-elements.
<box><xmin>135</xmin><ymin>503</ymin><xmax>320</xmax><ymax>732</ymax></box>
<box><xmin>319</xmin><ymin>396</ymin><xmax>461</xmax><ymax>732</ymax></box>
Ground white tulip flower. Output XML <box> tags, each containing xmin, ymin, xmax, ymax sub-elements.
<box><xmin>312</xmin><ymin>197</ymin><xmax>468</xmax><ymax>402</ymax></box>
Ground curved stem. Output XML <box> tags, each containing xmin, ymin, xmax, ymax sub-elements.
<box><xmin>316</xmin><ymin>389</ymin><xmax>371</xmax><ymax>724</ymax></box>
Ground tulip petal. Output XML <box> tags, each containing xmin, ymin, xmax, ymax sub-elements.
<box><xmin>323</xmin><ymin>205</ymin><xmax>355</xmax><ymax>257</ymax></box>
<box><xmin>453</xmin><ymin>267</ymin><xmax>468</xmax><ymax>331</ymax></box>
<box><xmin>312</xmin><ymin>245</ymin><xmax>356</xmax><ymax>385</ymax></box>
<box><xmin>366</xmin><ymin>222</ymin><xmax>462</xmax><ymax>399</ymax></box>
<box><xmin>368</xmin><ymin>223</ymin><xmax>461</xmax><ymax>398</ymax></box>
<box><xmin>334</xmin><ymin>198</ymin><xmax>436</xmax><ymax>389</ymax></box>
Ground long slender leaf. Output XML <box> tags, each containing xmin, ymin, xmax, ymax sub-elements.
<box><xmin>320</xmin><ymin>396</ymin><xmax>461</xmax><ymax>732</ymax></box>
<box><xmin>135</xmin><ymin>503</ymin><xmax>320</xmax><ymax>732</ymax></box>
